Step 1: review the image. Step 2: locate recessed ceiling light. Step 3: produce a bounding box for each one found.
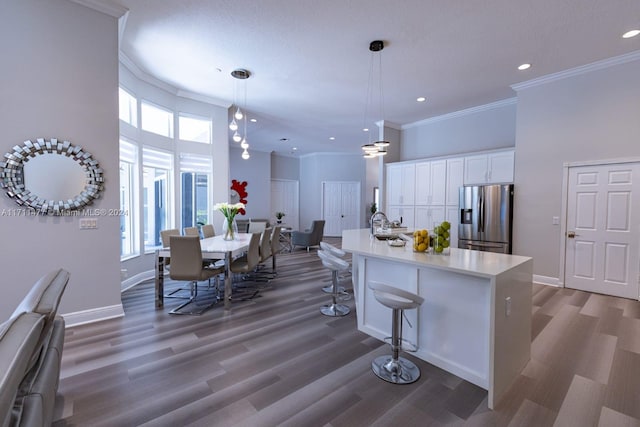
[622,29,640,39]
[518,63,531,71]
[416,97,426,102]
[250,118,257,123]
[363,128,369,132]
[329,137,335,140]
[292,147,297,151]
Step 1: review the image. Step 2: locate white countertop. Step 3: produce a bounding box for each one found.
[342,229,532,278]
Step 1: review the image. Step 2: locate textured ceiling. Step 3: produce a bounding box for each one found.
[109,0,640,156]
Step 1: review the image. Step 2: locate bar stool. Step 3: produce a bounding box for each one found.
[319,241,348,293]
[317,250,350,317]
[368,282,424,384]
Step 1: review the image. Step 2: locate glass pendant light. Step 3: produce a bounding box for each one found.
[232,131,242,143]
[361,40,390,158]
[240,138,249,149]
[241,149,250,159]
[234,106,244,121]
[229,118,238,131]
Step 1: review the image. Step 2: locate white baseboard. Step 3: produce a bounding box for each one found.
[121,269,156,292]
[533,274,562,287]
[62,304,125,328]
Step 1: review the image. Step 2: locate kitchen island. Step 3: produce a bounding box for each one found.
[342,228,533,409]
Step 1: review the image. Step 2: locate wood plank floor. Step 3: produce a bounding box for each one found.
[53,238,640,426]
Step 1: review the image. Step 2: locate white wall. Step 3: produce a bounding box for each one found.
[513,54,640,279]
[0,0,122,320]
[299,153,365,229]
[229,147,272,219]
[402,100,517,160]
[271,153,299,181]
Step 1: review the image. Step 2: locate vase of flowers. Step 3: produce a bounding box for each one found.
[275,211,285,224]
[214,202,245,241]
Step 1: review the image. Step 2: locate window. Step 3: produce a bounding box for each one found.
[141,101,174,138]
[142,148,173,251]
[179,114,212,144]
[118,87,137,127]
[180,154,211,228]
[119,140,138,258]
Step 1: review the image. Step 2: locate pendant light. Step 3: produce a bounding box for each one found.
[361,40,390,158]
[229,68,252,159]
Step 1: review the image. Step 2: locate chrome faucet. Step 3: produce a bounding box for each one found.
[370,211,388,234]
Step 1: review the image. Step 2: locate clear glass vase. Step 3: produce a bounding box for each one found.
[222,217,238,241]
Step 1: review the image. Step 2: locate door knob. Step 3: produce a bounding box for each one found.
[567,231,579,238]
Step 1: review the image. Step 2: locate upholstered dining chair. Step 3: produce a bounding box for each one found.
[228,232,261,299]
[183,226,200,237]
[168,236,223,315]
[248,221,267,234]
[269,226,282,273]
[160,228,180,248]
[201,224,215,238]
[291,220,325,251]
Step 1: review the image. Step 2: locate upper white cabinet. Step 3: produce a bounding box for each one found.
[446,157,464,206]
[386,163,415,206]
[464,150,514,184]
[415,160,446,206]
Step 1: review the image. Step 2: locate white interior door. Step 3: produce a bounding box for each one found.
[565,163,640,299]
[270,179,299,230]
[322,181,360,237]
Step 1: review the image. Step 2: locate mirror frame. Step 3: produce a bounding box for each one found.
[0,138,104,215]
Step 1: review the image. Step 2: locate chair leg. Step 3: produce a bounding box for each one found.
[169,280,217,315]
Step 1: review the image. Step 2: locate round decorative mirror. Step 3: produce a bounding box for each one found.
[0,138,104,215]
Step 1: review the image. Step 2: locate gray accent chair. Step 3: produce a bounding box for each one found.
[291,220,325,252]
[1,268,70,427]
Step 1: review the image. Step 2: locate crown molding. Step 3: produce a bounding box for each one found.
[69,0,128,18]
[119,53,230,108]
[512,50,640,91]
[403,98,517,129]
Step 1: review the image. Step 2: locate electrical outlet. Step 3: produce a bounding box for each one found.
[505,297,512,316]
[79,218,98,229]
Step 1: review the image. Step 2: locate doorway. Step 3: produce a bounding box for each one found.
[563,161,640,299]
[322,181,361,237]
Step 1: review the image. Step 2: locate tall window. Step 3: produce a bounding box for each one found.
[179,114,211,144]
[180,154,211,228]
[142,148,173,251]
[118,87,137,127]
[141,101,174,138]
[119,140,138,258]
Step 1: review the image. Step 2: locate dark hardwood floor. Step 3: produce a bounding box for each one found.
[53,238,640,426]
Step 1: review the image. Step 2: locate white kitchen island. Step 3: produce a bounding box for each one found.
[342,229,533,409]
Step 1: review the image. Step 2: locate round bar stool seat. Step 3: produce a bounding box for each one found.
[368,282,424,384]
[319,241,347,293]
[317,250,350,317]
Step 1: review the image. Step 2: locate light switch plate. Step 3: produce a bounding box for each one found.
[79,218,98,229]
[552,216,560,225]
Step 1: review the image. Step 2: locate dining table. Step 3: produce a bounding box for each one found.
[155,233,252,311]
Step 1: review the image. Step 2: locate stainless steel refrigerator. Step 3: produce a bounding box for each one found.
[458,184,514,254]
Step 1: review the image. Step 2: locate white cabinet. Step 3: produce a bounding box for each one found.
[446,205,459,248]
[388,206,414,228]
[464,150,514,184]
[414,206,445,231]
[386,163,415,206]
[446,157,464,206]
[415,160,446,206]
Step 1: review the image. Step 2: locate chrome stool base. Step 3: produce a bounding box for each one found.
[320,303,350,317]
[322,284,345,293]
[371,355,420,384]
